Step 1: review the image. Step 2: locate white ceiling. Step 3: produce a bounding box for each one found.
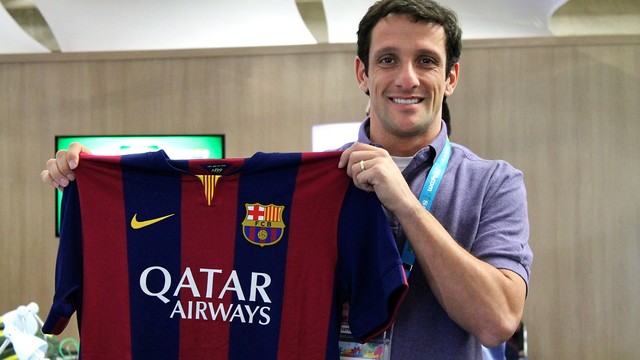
[1,0,636,55]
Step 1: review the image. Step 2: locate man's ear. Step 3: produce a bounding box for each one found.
[355,56,369,95]
[444,62,459,97]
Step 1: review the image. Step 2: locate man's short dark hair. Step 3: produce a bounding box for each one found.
[357,0,462,77]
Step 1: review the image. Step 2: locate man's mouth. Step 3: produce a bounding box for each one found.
[391,98,422,105]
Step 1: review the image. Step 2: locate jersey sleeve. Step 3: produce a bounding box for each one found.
[336,184,408,343]
[43,182,84,335]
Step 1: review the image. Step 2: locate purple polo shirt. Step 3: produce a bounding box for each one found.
[341,119,533,360]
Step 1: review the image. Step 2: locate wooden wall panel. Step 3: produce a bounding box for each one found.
[1,36,638,359]
[450,37,640,359]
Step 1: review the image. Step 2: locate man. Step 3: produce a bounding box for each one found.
[42,1,532,358]
[336,1,531,359]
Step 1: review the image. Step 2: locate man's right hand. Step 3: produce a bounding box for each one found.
[40,142,91,191]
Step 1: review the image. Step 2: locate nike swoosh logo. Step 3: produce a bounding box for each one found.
[131,213,175,229]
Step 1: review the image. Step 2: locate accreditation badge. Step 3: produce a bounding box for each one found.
[338,304,392,360]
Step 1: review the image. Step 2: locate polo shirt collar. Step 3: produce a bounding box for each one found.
[356,117,450,160]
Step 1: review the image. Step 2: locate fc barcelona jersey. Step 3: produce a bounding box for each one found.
[44,150,408,359]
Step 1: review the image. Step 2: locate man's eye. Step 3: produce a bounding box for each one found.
[379,57,395,64]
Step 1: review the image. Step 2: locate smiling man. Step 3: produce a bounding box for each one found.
[338,0,532,359]
[358,15,454,156]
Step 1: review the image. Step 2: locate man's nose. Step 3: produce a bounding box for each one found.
[395,63,420,89]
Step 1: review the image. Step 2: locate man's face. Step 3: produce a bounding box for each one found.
[356,14,458,152]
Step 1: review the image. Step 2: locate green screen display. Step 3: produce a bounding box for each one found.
[55,134,225,236]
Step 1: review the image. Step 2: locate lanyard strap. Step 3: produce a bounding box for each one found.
[401,138,451,279]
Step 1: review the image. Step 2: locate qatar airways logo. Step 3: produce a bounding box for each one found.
[139,266,273,325]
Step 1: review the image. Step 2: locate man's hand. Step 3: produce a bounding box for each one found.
[40,142,91,191]
[338,142,416,215]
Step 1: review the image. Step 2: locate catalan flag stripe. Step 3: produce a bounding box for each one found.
[197,175,221,206]
[265,205,282,222]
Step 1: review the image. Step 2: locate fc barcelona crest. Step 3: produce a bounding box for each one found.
[242,203,286,247]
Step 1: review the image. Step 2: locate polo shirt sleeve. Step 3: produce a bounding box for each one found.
[473,161,533,289]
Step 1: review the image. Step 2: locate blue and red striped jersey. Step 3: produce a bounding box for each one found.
[44,150,407,359]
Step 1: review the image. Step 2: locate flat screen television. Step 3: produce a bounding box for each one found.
[54,134,225,236]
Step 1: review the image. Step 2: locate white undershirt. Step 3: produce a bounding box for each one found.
[391,156,413,172]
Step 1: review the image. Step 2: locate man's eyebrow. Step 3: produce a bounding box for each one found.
[372,46,400,57]
[415,46,443,57]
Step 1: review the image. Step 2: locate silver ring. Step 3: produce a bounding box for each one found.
[359,160,366,171]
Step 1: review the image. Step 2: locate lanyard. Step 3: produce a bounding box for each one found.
[400,138,451,279]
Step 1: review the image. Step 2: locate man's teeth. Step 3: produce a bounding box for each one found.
[392,98,420,104]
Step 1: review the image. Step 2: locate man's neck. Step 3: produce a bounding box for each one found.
[368,121,441,157]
